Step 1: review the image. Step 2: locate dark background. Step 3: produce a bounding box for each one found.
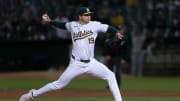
[0,0,180,75]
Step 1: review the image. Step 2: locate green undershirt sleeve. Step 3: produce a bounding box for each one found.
[106,26,118,37]
[50,20,66,29]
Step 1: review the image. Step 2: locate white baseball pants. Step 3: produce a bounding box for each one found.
[32,58,122,101]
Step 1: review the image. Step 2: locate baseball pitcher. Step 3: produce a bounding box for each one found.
[19,7,123,101]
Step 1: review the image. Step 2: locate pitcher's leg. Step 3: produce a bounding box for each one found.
[114,58,121,88]
[87,59,122,101]
[32,64,85,97]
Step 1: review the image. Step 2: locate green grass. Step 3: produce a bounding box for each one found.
[0,74,179,101]
[0,79,53,89]
[1,97,180,101]
[0,77,180,91]
[122,77,180,91]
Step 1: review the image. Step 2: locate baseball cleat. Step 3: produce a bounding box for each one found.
[19,89,35,101]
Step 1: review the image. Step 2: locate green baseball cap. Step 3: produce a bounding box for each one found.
[77,7,94,15]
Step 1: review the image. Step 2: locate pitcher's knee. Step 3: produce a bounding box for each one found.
[106,71,116,80]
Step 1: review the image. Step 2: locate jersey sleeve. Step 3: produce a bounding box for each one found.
[65,22,71,32]
[95,21,109,33]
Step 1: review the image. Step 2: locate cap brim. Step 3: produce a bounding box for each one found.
[83,12,94,15]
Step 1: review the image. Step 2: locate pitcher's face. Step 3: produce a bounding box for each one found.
[79,14,91,24]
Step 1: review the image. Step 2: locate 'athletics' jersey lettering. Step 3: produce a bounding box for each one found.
[73,30,93,41]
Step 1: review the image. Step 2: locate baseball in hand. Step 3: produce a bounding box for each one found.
[42,14,51,23]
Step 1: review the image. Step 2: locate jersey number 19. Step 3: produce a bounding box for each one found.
[88,37,95,44]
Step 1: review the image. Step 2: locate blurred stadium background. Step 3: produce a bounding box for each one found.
[0,0,180,76]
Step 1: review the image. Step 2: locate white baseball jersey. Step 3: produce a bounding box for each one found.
[65,21,109,60]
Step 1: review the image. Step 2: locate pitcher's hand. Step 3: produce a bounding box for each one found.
[42,14,51,24]
[116,31,123,39]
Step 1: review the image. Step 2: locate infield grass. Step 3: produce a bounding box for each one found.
[0,77,180,91]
